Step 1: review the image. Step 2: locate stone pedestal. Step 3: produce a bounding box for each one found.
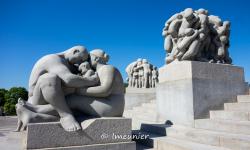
[125,88,156,110]
[24,117,136,150]
[156,61,248,127]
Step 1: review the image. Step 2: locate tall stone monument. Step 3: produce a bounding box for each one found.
[157,8,248,127]
[15,46,136,150]
[125,59,158,109]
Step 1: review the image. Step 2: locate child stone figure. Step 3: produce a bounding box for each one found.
[78,61,98,79]
[62,62,98,96]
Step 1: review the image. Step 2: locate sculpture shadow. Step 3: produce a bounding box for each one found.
[132,120,173,148]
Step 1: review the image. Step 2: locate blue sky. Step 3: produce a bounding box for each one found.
[0,0,250,89]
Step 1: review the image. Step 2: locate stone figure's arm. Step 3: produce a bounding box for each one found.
[134,65,143,71]
[84,71,99,82]
[80,66,114,97]
[49,64,99,88]
[177,30,199,51]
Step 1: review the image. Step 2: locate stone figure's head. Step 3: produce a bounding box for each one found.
[90,49,109,68]
[142,59,148,64]
[153,66,157,70]
[183,8,195,22]
[223,21,230,29]
[196,8,208,15]
[78,61,91,74]
[65,46,89,65]
[137,58,143,66]
[209,15,222,27]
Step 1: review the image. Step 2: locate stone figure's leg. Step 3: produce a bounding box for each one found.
[217,46,225,63]
[144,76,146,88]
[136,78,139,88]
[38,73,81,131]
[66,95,124,117]
[129,76,132,87]
[28,78,48,105]
[132,77,135,87]
[149,75,152,88]
[144,74,148,88]
[181,40,200,60]
[164,35,173,53]
[15,103,59,131]
[138,77,141,88]
[14,118,23,132]
[23,102,58,116]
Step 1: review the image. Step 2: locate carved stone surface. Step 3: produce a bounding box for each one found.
[24,118,135,149]
[15,46,125,132]
[125,88,156,110]
[126,59,158,88]
[162,8,232,64]
[157,61,248,127]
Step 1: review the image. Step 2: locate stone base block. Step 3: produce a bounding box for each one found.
[24,117,135,150]
[125,88,156,110]
[157,61,248,127]
[31,141,136,150]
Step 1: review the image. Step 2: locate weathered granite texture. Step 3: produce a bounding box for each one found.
[157,61,248,127]
[24,117,135,150]
[125,88,156,110]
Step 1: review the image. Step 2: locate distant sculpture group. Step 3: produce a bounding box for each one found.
[126,59,158,88]
[162,8,232,64]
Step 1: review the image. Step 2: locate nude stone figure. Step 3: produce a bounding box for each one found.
[125,60,138,87]
[162,8,232,64]
[15,46,125,132]
[151,66,158,88]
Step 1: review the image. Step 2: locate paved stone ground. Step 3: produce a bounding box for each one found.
[0,116,22,150]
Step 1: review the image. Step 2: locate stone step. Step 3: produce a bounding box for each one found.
[141,103,157,109]
[124,111,158,122]
[224,103,250,111]
[133,107,156,114]
[210,110,250,121]
[237,95,250,103]
[195,119,250,134]
[156,137,231,150]
[166,125,250,150]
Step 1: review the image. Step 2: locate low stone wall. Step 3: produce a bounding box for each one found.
[125,88,156,110]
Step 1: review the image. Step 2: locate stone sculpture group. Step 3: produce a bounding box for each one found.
[126,59,158,88]
[162,8,232,64]
[15,46,125,132]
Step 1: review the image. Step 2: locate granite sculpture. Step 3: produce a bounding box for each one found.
[162,8,232,64]
[15,46,125,132]
[126,59,158,88]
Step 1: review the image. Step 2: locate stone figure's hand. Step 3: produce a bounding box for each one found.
[92,72,99,83]
[76,88,87,95]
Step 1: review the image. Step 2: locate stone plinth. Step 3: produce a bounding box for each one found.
[157,61,248,127]
[24,117,136,150]
[125,88,156,110]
